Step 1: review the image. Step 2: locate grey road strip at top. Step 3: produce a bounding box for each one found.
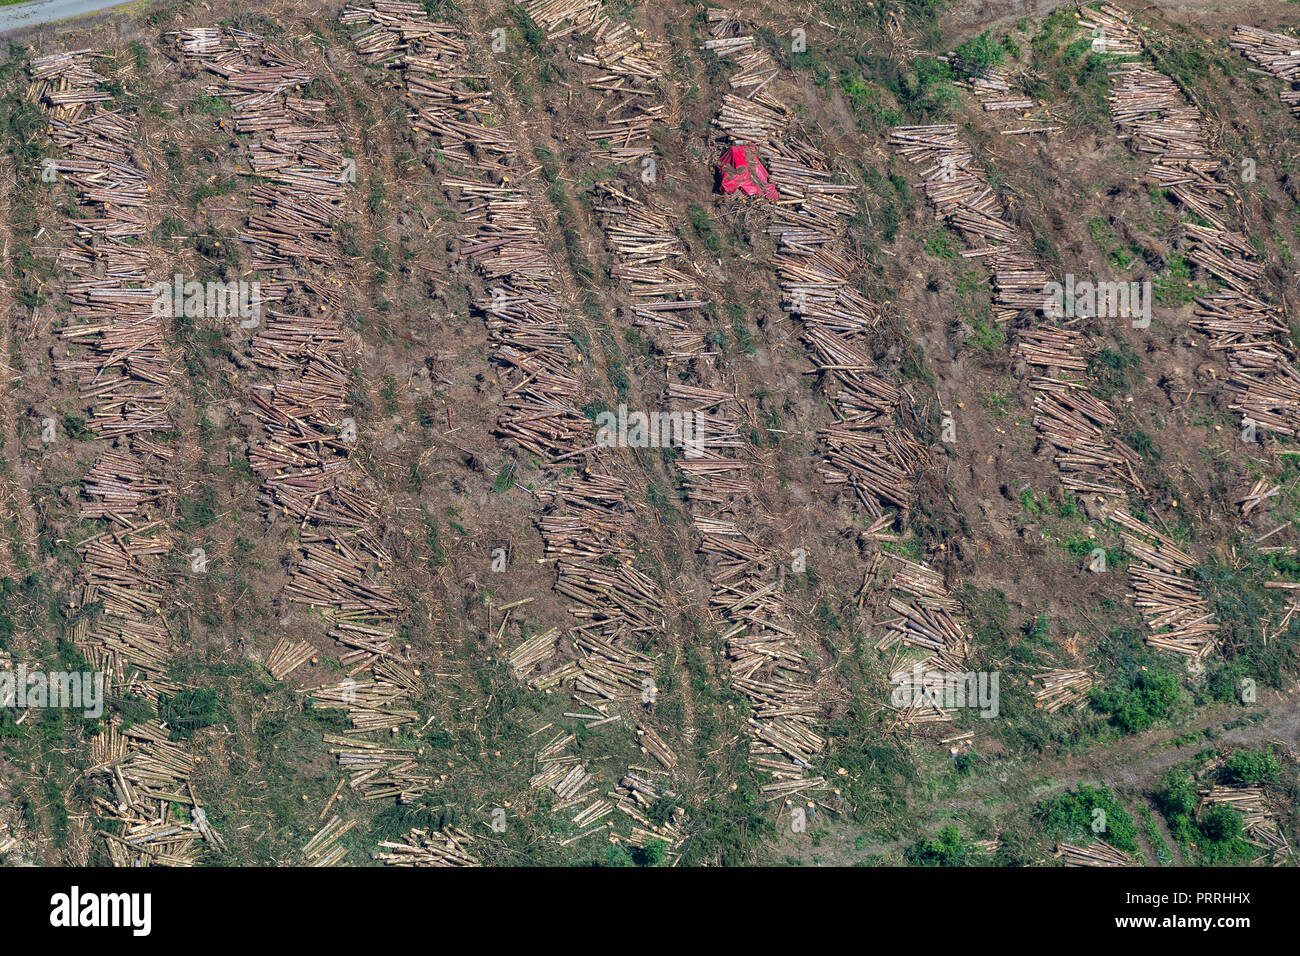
[0,0,134,36]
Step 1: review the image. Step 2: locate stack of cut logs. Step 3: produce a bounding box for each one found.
[1096,8,1291,641]
[530,729,600,832]
[1111,509,1217,658]
[1076,3,1142,56]
[374,826,481,866]
[877,555,975,731]
[33,49,223,866]
[597,183,711,358]
[1054,840,1132,866]
[1232,25,1300,117]
[1029,667,1095,713]
[941,55,1034,112]
[689,31,827,799]
[0,820,16,859]
[177,28,423,810]
[704,9,790,146]
[609,771,685,862]
[889,124,1139,499]
[517,0,605,38]
[768,138,927,517]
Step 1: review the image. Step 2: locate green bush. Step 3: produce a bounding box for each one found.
[159,688,222,741]
[1195,805,1255,865]
[954,31,1005,69]
[1092,668,1184,734]
[1155,767,1200,843]
[1038,784,1139,853]
[1221,749,1281,787]
[905,825,974,866]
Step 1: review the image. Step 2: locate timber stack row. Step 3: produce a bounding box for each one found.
[769,134,926,518]
[1097,11,1300,444]
[175,28,428,825]
[701,18,828,804]
[513,0,700,858]
[729,18,974,742]
[33,50,224,866]
[1092,6,1293,654]
[342,3,675,843]
[877,555,978,732]
[889,116,1217,659]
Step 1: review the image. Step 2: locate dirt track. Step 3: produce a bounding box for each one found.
[945,0,1297,39]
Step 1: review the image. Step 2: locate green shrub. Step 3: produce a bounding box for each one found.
[1092,668,1184,734]
[954,31,1005,69]
[159,688,222,741]
[1038,784,1139,853]
[1221,749,1281,787]
[905,825,974,866]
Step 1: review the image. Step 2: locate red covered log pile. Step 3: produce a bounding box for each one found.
[33,49,223,865]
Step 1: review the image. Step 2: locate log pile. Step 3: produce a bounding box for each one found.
[178,28,423,805]
[890,123,1139,497]
[33,49,223,866]
[941,55,1035,113]
[1200,785,1293,862]
[703,9,789,145]
[1029,667,1095,713]
[1054,839,1133,866]
[267,638,314,680]
[608,772,685,861]
[596,183,712,358]
[1075,3,1143,56]
[343,6,676,829]
[767,139,927,517]
[516,0,605,38]
[375,826,481,866]
[1231,25,1300,116]
[530,730,599,815]
[876,555,977,731]
[1111,509,1216,658]
[891,118,1217,655]
[302,814,355,866]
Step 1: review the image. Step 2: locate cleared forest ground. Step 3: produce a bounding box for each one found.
[0,0,1297,867]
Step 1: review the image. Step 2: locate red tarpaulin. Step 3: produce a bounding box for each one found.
[716,143,778,200]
